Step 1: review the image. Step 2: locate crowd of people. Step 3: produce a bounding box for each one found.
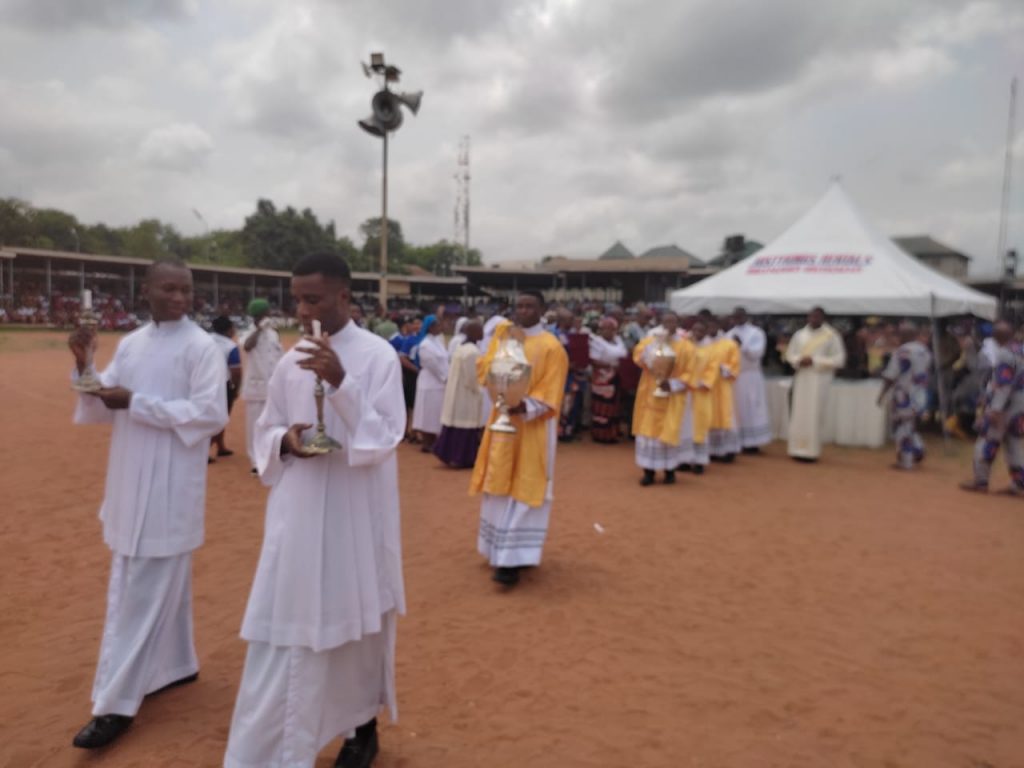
[58,252,1018,767]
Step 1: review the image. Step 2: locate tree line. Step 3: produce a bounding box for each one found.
[0,197,482,275]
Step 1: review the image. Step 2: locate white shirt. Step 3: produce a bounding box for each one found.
[589,334,627,366]
[728,322,767,369]
[243,320,406,652]
[241,322,283,401]
[416,333,449,391]
[73,318,229,557]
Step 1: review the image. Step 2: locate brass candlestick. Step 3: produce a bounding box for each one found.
[303,376,342,454]
[72,299,103,393]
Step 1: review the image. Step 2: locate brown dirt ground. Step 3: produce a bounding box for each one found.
[1,330,1023,768]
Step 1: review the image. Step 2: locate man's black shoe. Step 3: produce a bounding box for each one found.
[336,719,379,768]
[663,470,676,485]
[742,447,761,455]
[640,470,655,486]
[676,463,692,473]
[693,464,704,475]
[721,453,736,464]
[72,714,134,749]
[147,672,198,697]
[492,566,521,586]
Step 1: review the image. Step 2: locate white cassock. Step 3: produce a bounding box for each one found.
[411,333,449,436]
[224,319,406,768]
[441,342,487,428]
[785,323,847,459]
[728,322,772,449]
[240,322,284,470]
[72,318,228,717]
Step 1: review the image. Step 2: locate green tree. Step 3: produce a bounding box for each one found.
[242,199,346,271]
[0,198,35,246]
[359,217,406,273]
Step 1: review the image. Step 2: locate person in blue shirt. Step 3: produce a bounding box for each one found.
[210,315,242,461]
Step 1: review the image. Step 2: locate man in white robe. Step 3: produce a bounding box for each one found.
[68,259,228,749]
[224,252,405,768]
[728,307,772,453]
[785,307,847,461]
[241,299,284,474]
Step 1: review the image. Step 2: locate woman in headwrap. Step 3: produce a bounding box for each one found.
[410,314,450,451]
[589,316,628,443]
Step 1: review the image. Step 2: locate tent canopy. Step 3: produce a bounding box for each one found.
[670,183,996,319]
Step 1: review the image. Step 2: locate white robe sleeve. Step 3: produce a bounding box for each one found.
[72,353,120,425]
[325,352,406,467]
[252,356,294,486]
[420,340,449,383]
[523,397,551,422]
[127,342,229,447]
[785,332,804,369]
[814,332,847,372]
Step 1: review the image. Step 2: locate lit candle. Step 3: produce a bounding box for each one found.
[312,319,321,337]
[82,289,92,310]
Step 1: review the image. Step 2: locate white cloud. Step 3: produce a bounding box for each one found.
[138,123,214,171]
[0,0,1019,277]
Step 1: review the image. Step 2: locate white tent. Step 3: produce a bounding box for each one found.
[670,183,997,319]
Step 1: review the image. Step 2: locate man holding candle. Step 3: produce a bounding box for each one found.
[67,259,229,749]
[223,252,406,768]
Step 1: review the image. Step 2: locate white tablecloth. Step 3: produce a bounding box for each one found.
[764,376,888,449]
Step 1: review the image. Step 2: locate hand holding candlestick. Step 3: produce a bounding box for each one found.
[70,289,102,393]
[299,319,342,454]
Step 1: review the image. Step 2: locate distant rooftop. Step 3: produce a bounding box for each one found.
[598,241,635,260]
[893,235,971,261]
[636,244,703,266]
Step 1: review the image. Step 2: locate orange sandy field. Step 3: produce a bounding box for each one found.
[1,330,1023,768]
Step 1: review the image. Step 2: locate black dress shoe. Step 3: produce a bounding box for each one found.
[335,718,379,768]
[72,714,134,749]
[663,470,676,485]
[147,672,198,697]
[693,464,704,476]
[742,447,761,455]
[721,453,736,464]
[676,463,692,473]
[640,470,655,486]
[492,566,521,586]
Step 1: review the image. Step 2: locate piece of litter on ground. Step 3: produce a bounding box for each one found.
[593,522,605,534]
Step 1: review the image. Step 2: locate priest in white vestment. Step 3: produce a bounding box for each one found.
[224,253,406,768]
[241,298,283,474]
[785,307,847,461]
[68,259,228,750]
[410,314,449,452]
[727,307,773,452]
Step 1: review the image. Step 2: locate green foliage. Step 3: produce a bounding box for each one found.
[242,199,356,272]
[0,197,485,272]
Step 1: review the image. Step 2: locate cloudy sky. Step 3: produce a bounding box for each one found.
[0,0,1021,276]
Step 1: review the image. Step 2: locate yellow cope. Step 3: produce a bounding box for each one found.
[469,321,569,508]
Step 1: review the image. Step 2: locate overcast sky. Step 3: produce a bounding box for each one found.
[0,0,1020,276]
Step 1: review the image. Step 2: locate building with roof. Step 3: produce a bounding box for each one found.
[598,241,634,260]
[636,244,704,267]
[892,236,971,279]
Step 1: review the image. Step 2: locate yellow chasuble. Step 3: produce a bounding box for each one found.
[709,337,741,430]
[631,335,690,445]
[686,341,718,443]
[469,321,569,508]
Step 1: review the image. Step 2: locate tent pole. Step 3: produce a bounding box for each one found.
[929,293,953,456]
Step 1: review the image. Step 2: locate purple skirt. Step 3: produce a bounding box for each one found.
[433,426,483,468]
